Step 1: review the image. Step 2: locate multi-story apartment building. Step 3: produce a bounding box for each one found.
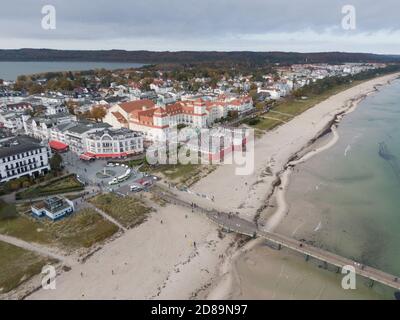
[0,111,25,132]
[22,112,77,141]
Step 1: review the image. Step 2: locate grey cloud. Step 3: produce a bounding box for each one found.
[0,0,400,52]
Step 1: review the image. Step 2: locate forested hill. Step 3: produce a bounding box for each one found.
[0,49,399,65]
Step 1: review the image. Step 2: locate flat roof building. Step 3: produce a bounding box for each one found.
[31,196,74,220]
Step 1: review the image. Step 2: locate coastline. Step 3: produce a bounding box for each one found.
[203,73,400,300]
[190,74,400,226]
[7,72,400,300]
[261,78,396,234]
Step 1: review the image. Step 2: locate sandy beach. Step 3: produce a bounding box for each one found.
[202,72,400,300]
[192,73,400,225]
[19,72,400,300]
[25,202,235,300]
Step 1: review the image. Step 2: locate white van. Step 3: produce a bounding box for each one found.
[130,185,142,192]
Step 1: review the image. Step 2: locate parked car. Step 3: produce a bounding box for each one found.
[142,180,152,187]
[130,185,143,192]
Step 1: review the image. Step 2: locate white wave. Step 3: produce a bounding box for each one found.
[313,221,322,232]
[344,145,351,157]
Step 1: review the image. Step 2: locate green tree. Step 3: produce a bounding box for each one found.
[50,153,63,172]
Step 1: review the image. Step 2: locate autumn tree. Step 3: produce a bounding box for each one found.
[66,100,77,115]
[90,106,107,122]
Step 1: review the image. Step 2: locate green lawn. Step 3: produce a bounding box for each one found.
[150,163,201,180]
[89,193,152,228]
[246,81,365,132]
[141,162,217,187]
[16,174,84,200]
[0,241,55,294]
[0,204,119,251]
[0,200,17,220]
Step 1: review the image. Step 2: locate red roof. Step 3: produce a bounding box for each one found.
[49,140,69,151]
[79,153,94,161]
[119,99,155,113]
[82,152,127,159]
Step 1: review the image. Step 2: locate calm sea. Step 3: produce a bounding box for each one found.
[0,61,144,81]
[285,79,400,297]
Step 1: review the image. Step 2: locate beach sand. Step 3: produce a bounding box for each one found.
[204,73,400,300]
[21,73,400,300]
[26,203,235,300]
[192,74,400,224]
[223,242,387,300]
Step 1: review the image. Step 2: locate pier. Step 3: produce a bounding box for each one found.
[155,190,400,291]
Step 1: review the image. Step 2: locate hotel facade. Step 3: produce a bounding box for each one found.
[104,96,253,141]
[23,114,144,159]
[0,136,51,183]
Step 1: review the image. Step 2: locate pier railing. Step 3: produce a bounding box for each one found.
[153,189,400,291]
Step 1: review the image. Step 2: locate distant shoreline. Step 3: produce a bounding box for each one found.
[0,49,399,65]
[0,61,146,81]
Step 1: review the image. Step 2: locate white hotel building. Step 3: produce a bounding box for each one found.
[0,136,51,183]
[104,96,253,141]
[82,128,144,159]
[23,114,144,159]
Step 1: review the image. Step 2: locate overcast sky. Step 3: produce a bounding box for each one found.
[1,0,400,53]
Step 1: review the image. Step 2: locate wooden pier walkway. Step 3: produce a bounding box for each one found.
[155,190,400,291]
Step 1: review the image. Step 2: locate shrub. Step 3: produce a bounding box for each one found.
[247,118,260,126]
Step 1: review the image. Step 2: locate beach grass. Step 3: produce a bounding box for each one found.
[0,204,119,251]
[46,208,119,249]
[246,80,365,132]
[89,193,151,228]
[143,163,217,187]
[0,241,55,294]
[0,200,18,220]
[124,158,211,186]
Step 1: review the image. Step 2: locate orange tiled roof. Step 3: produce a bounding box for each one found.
[119,99,155,113]
[111,111,128,124]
